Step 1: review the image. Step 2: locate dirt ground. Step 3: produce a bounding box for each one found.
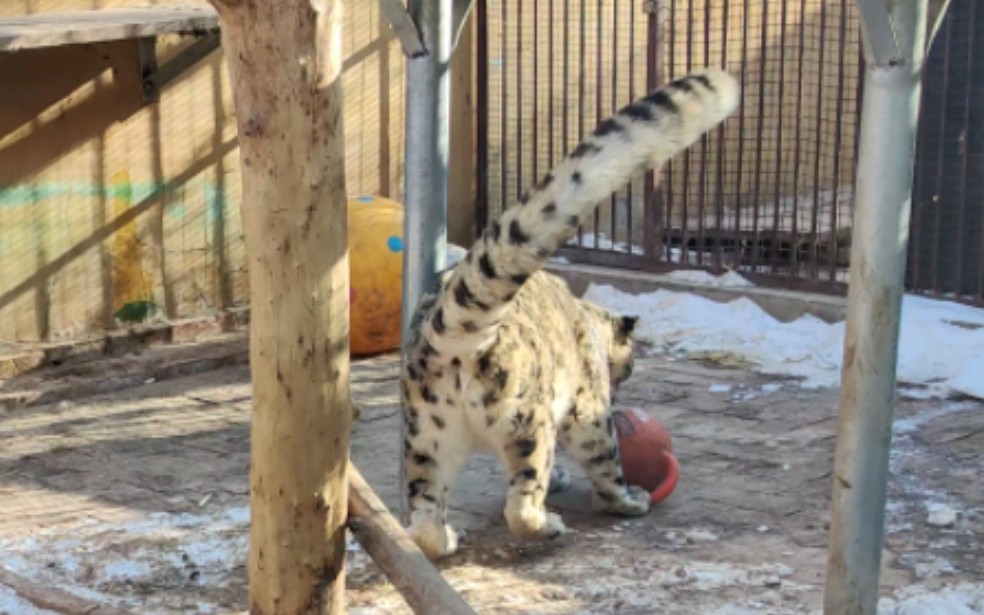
[0,337,982,614]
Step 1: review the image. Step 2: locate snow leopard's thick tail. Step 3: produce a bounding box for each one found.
[423,68,740,354]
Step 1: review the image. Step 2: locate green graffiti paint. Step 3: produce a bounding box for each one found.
[0,181,177,208]
[114,300,159,323]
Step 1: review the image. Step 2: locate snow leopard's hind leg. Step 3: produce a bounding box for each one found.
[560,398,650,516]
[403,390,471,560]
[495,408,569,541]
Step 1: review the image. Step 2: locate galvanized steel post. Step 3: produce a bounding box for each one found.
[823,1,937,613]
[402,0,452,338]
[399,0,453,523]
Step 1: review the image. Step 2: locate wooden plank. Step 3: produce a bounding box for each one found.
[0,6,218,52]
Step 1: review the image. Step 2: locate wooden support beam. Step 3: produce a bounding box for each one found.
[348,465,476,615]
[207,0,352,613]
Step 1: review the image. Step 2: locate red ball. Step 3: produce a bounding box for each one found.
[613,408,679,503]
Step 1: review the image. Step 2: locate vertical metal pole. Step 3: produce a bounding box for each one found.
[402,0,452,336]
[475,0,489,233]
[400,0,452,522]
[823,1,930,613]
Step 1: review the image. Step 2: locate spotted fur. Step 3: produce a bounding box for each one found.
[402,69,740,559]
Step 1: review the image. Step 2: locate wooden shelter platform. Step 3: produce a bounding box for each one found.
[0,5,218,52]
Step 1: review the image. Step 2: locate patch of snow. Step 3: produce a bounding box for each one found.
[446,243,468,267]
[951,354,984,399]
[730,383,784,401]
[709,605,761,615]
[911,556,958,580]
[773,564,795,577]
[2,554,109,606]
[927,503,959,527]
[685,529,719,542]
[649,561,798,593]
[878,582,984,615]
[99,558,153,582]
[0,585,61,615]
[0,506,255,613]
[583,283,984,401]
[222,506,250,525]
[661,269,755,288]
[899,386,940,400]
[709,383,733,394]
[893,402,979,436]
[584,284,843,388]
[885,436,957,536]
[896,295,984,399]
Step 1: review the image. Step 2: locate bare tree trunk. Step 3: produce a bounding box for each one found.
[207,1,350,613]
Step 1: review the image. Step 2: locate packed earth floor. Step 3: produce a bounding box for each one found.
[0,334,982,614]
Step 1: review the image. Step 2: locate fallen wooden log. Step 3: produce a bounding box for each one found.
[347,464,476,615]
[0,566,136,615]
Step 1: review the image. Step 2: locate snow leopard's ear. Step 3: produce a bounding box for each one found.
[617,315,639,339]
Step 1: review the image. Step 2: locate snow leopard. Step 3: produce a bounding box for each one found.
[401,68,740,559]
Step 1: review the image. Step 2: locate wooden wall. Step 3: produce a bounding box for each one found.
[0,1,409,344]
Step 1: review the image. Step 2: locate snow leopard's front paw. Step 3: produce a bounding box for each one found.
[592,484,651,516]
[540,511,569,539]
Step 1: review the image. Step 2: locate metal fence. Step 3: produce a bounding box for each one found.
[909,0,984,305]
[478,0,863,294]
[477,0,984,304]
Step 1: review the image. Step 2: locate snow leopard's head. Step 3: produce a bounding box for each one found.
[608,314,638,390]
